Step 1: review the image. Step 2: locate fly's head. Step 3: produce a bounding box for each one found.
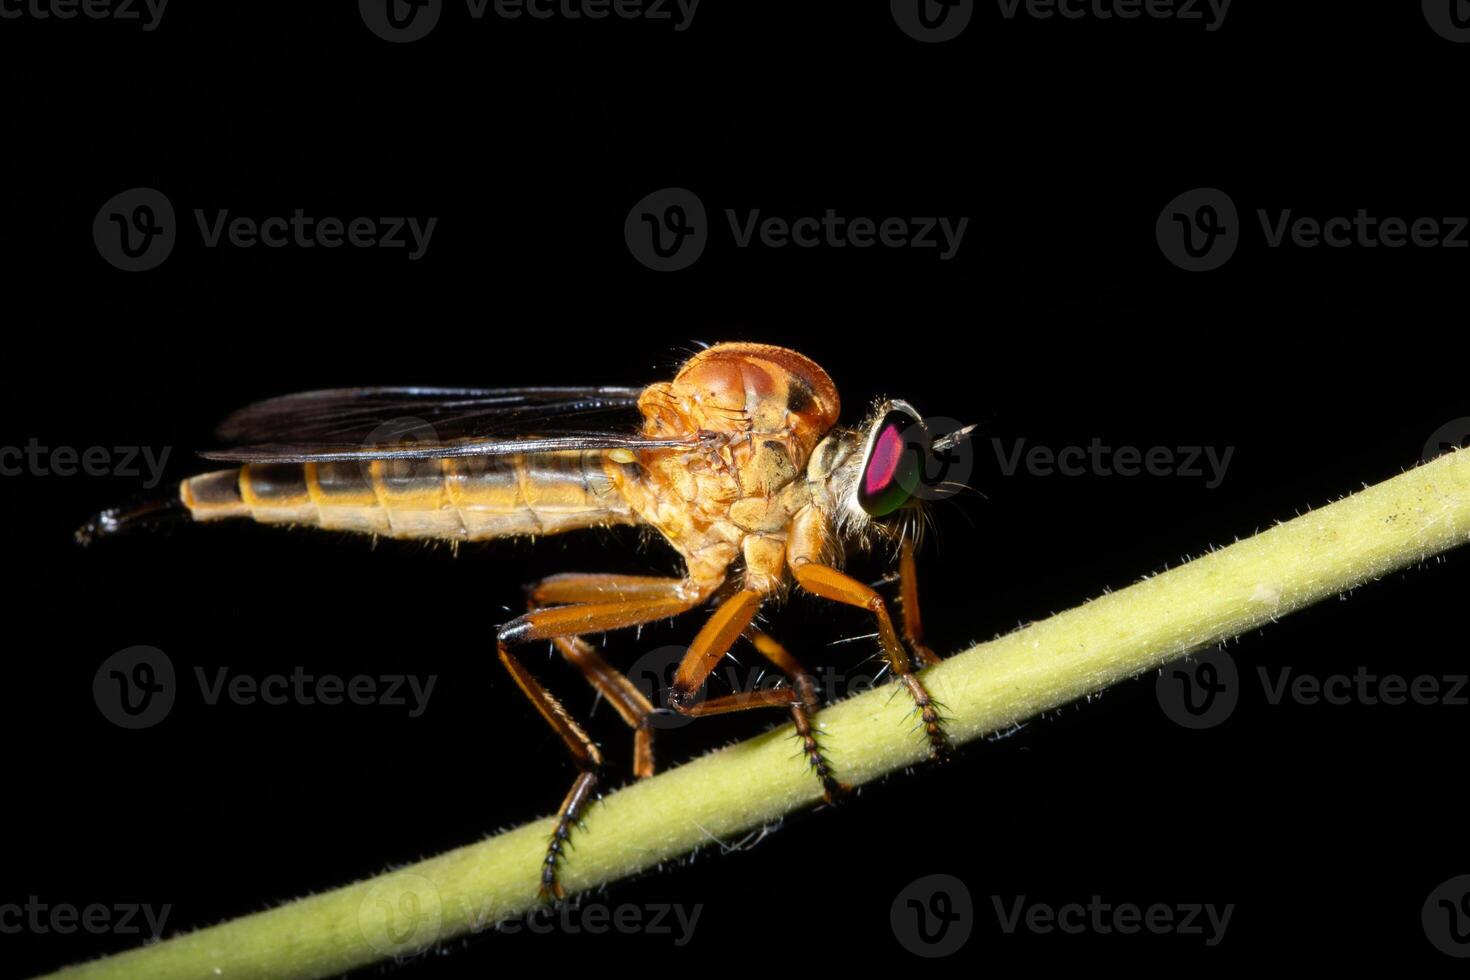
[638,343,841,496]
[813,399,977,549]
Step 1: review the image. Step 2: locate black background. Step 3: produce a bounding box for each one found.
[4,2,1469,976]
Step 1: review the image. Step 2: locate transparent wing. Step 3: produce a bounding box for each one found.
[200,385,703,463]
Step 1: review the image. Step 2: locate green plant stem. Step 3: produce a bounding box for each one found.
[47,449,1470,980]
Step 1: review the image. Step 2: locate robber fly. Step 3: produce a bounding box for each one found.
[80,342,975,899]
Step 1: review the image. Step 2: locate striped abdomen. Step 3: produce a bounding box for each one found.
[180,452,636,541]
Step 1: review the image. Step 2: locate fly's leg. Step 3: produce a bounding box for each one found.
[526,574,705,778]
[499,581,701,647]
[526,572,697,606]
[497,577,706,901]
[545,634,660,778]
[750,632,845,801]
[791,562,951,759]
[496,645,603,903]
[665,592,847,803]
[898,540,942,667]
[683,629,848,803]
[667,590,763,710]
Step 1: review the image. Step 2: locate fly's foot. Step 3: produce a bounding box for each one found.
[789,703,848,805]
[902,674,953,761]
[537,769,598,905]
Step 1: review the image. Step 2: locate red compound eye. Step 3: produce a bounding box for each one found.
[865,424,904,494]
[857,410,925,517]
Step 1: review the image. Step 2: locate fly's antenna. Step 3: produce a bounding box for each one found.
[75,494,188,547]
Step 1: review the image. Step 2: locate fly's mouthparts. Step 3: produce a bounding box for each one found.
[931,424,978,453]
